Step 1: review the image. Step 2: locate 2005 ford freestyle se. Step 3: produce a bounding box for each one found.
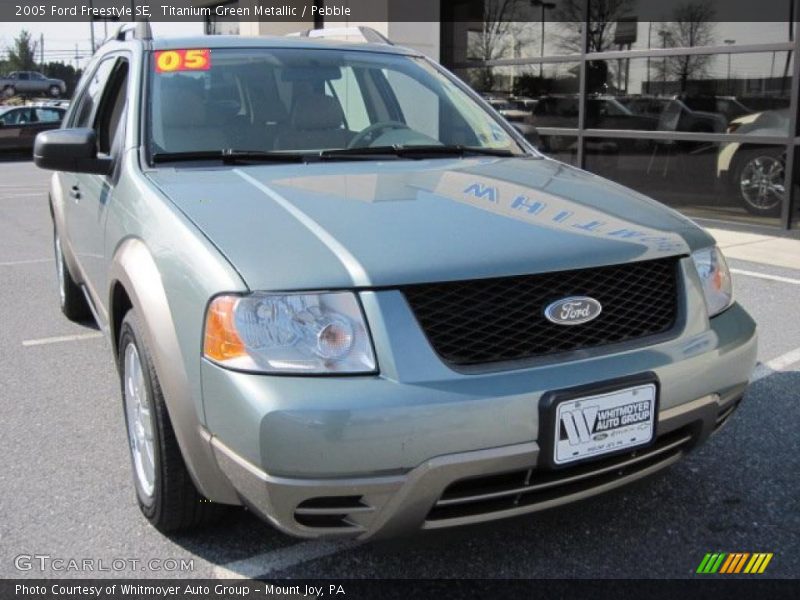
[35,25,756,539]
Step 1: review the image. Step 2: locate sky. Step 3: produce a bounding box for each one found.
[0,21,203,69]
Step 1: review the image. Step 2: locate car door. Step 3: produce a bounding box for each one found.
[0,107,34,150]
[15,71,31,93]
[64,55,129,302]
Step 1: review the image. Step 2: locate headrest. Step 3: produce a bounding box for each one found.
[290,93,344,131]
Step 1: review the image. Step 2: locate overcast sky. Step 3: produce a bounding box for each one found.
[0,21,203,69]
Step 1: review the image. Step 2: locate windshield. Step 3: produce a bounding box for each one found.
[147,47,525,159]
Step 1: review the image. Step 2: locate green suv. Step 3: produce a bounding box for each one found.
[35,25,756,539]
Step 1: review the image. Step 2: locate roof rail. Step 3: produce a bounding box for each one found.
[290,26,393,45]
[110,20,153,43]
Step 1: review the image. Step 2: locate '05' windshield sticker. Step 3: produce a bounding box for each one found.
[155,49,211,73]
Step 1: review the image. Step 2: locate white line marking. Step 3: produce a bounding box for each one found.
[22,332,104,347]
[0,258,52,266]
[214,540,359,579]
[751,347,800,382]
[731,269,800,286]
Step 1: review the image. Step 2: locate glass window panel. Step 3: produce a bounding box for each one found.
[454,62,582,128]
[587,1,795,51]
[584,138,786,227]
[441,2,583,64]
[583,52,792,131]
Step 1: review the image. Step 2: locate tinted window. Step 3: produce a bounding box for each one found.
[17,72,30,81]
[73,59,117,128]
[95,61,129,154]
[35,108,64,123]
[0,108,33,125]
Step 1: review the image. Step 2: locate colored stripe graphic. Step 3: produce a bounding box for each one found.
[744,553,774,574]
[699,553,773,574]
[697,553,727,573]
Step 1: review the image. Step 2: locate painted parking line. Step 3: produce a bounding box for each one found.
[213,540,360,579]
[0,258,52,267]
[731,269,800,286]
[752,347,800,382]
[22,332,104,347]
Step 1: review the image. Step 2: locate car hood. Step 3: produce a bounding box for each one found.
[147,157,713,290]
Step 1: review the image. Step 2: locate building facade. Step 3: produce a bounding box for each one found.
[203,0,800,231]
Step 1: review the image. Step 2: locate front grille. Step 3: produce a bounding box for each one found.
[427,425,694,522]
[402,257,680,366]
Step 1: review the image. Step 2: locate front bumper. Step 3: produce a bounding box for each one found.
[200,271,756,538]
[210,385,745,538]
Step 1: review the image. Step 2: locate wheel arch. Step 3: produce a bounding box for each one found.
[109,237,239,505]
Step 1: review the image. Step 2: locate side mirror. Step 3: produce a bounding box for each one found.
[33,128,112,175]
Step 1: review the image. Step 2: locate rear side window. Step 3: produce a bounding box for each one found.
[35,108,63,123]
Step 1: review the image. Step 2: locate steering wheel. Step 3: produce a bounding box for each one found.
[347,121,411,149]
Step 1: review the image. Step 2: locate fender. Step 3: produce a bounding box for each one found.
[108,237,239,504]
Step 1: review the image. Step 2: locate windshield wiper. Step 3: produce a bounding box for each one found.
[151,149,309,165]
[318,145,518,160]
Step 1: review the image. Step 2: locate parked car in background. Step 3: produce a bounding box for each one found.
[717,108,789,217]
[0,71,67,98]
[0,105,65,153]
[532,96,656,152]
[620,96,727,133]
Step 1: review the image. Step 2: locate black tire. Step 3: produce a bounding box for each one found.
[118,309,225,532]
[53,229,91,322]
[730,147,785,218]
[3,85,15,98]
[49,85,61,98]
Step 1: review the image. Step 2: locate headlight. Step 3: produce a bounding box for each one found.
[203,292,377,374]
[691,246,733,317]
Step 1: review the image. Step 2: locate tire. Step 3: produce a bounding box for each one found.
[118,310,225,532]
[3,85,15,98]
[731,147,785,218]
[49,85,61,98]
[53,229,92,322]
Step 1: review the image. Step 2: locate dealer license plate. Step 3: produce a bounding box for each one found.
[553,383,656,466]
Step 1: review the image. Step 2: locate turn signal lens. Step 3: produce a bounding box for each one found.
[203,296,247,362]
[691,246,734,317]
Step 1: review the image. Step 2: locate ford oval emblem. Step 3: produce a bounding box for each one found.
[544,296,602,326]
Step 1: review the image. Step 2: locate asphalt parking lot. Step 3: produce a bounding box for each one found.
[1,158,798,580]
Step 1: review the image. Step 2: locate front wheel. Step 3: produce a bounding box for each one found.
[49,85,61,98]
[119,310,225,532]
[3,85,16,98]
[732,148,785,217]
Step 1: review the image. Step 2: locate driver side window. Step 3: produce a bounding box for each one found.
[327,67,369,132]
[382,69,439,138]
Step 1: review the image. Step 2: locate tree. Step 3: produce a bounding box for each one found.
[653,2,716,92]
[553,0,636,54]
[466,0,537,92]
[43,62,82,96]
[6,30,39,71]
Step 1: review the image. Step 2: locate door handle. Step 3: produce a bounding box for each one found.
[69,185,81,201]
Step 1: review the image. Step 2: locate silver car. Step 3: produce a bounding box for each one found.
[34,28,756,539]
